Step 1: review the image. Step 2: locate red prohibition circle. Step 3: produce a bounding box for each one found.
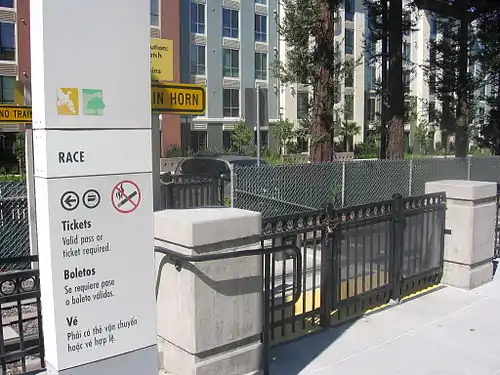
[111,180,142,214]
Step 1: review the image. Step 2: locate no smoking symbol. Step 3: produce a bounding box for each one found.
[111,180,141,214]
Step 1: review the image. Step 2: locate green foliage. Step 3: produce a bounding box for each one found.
[0,174,24,182]
[355,132,379,159]
[163,144,184,157]
[337,121,361,152]
[271,117,295,154]
[13,132,25,175]
[230,121,253,154]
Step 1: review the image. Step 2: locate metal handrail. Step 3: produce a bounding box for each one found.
[154,241,303,375]
[154,242,302,308]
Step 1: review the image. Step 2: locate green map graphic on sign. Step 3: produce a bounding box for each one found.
[82,89,105,116]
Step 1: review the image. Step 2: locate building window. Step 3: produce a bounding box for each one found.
[344,94,354,121]
[0,76,14,104]
[345,29,354,55]
[297,92,309,120]
[403,71,411,93]
[403,13,411,36]
[367,98,376,122]
[367,66,376,91]
[480,82,486,98]
[223,131,233,150]
[0,23,14,61]
[150,0,159,26]
[428,101,436,123]
[430,19,437,39]
[345,0,354,21]
[223,89,239,117]
[345,67,354,88]
[191,45,206,75]
[403,42,411,62]
[223,49,239,78]
[255,52,267,80]
[478,107,485,123]
[0,0,13,8]
[254,131,269,149]
[191,3,205,34]
[255,0,267,4]
[223,8,239,38]
[296,135,308,152]
[255,14,267,42]
[190,131,207,153]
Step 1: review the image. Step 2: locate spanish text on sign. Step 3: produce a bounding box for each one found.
[0,105,32,123]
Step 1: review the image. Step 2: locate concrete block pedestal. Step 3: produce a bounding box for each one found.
[426,180,496,289]
[154,207,263,375]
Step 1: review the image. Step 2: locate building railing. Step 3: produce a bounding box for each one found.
[495,183,500,260]
[0,256,45,375]
[160,174,226,209]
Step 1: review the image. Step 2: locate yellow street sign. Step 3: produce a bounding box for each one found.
[151,83,206,115]
[0,105,32,123]
[150,38,173,82]
[14,80,24,105]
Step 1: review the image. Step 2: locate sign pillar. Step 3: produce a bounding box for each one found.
[30,1,157,374]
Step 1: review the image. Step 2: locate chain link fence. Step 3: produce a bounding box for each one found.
[233,156,500,217]
[0,181,30,259]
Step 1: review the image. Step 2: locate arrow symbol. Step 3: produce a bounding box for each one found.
[60,191,79,211]
[65,195,77,206]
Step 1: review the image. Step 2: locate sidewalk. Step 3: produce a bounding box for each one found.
[271,268,500,375]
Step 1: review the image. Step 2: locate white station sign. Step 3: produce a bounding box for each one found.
[36,174,155,369]
[30,0,157,372]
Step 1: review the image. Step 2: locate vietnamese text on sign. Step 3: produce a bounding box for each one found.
[0,105,32,123]
[151,83,206,115]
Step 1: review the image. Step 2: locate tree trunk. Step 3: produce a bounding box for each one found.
[309,0,337,163]
[387,0,405,159]
[455,14,469,158]
[380,0,388,159]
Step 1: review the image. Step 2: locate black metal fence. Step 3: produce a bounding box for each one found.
[0,256,45,375]
[495,183,500,260]
[0,182,30,260]
[261,192,446,346]
[160,174,226,209]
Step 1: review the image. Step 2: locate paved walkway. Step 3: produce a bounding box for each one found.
[271,266,500,375]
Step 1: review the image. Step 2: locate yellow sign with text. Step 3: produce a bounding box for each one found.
[151,83,206,115]
[0,105,32,123]
[150,38,173,82]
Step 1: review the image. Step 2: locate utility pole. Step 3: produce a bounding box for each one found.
[256,85,261,166]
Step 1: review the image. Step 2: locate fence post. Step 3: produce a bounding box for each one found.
[230,163,235,208]
[390,193,404,302]
[408,159,413,196]
[341,161,346,207]
[320,205,334,328]
[467,155,472,180]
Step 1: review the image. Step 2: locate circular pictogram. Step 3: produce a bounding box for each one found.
[111,180,141,214]
[60,191,79,211]
[82,189,101,209]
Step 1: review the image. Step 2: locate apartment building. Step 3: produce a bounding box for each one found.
[0,0,18,159]
[180,0,281,152]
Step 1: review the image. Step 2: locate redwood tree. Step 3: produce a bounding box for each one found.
[274,0,353,162]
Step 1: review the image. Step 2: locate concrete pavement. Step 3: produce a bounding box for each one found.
[270,264,500,375]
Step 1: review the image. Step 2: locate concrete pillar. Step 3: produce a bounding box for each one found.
[425,180,496,289]
[154,207,263,375]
